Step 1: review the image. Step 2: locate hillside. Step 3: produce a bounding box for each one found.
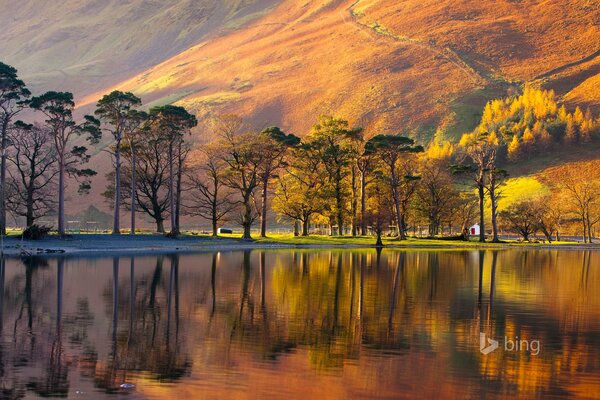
[0,0,280,95]
[79,0,600,142]
[4,0,600,220]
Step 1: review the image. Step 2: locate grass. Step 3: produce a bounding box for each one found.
[252,233,580,248]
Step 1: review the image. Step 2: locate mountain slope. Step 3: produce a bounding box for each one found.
[0,0,280,95]
[81,0,600,141]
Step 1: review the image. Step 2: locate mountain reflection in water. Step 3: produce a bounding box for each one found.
[0,249,597,399]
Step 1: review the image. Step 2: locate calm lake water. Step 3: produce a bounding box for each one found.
[0,250,598,399]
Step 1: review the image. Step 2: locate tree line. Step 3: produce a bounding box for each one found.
[2,61,600,241]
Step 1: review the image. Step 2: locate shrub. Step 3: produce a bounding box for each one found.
[22,225,52,240]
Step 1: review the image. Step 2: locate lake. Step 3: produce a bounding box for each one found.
[0,249,598,399]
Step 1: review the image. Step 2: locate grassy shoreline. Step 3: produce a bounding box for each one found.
[0,233,597,257]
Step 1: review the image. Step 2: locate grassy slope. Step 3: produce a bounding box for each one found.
[0,0,280,96]
[5,0,599,215]
[81,0,600,141]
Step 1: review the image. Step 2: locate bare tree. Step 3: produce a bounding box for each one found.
[106,126,170,233]
[7,123,58,227]
[149,105,197,236]
[551,162,600,243]
[414,159,457,237]
[216,115,263,239]
[185,144,236,236]
[0,62,30,234]
[457,131,500,242]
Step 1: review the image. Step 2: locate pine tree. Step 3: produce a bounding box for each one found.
[522,127,535,152]
[565,116,577,144]
[507,135,520,160]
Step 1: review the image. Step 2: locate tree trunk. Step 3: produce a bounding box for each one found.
[130,147,136,235]
[489,187,499,242]
[375,230,383,247]
[478,184,485,242]
[0,117,8,235]
[212,210,218,237]
[392,188,405,240]
[293,220,299,237]
[58,156,66,235]
[390,168,406,240]
[211,175,219,237]
[242,222,252,239]
[360,170,367,235]
[541,228,552,243]
[156,219,165,233]
[174,146,183,235]
[335,178,344,237]
[26,185,34,228]
[260,177,268,237]
[351,166,357,236]
[242,200,252,239]
[582,216,588,243]
[302,218,309,236]
[113,138,121,235]
[555,230,560,242]
[168,144,176,235]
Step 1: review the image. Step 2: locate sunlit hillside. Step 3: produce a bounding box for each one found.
[79,0,600,141]
[5,0,600,216]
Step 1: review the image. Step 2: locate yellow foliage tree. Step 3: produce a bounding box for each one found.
[507,135,521,160]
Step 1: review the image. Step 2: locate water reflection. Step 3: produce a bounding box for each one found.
[0,250,596,399]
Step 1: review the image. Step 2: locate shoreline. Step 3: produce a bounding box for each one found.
[1,234,599,257]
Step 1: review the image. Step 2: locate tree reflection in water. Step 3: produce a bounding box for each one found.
[27,257,69,397]
[0,250,594,399]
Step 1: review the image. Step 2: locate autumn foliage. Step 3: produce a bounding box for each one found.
[475,86,599,161]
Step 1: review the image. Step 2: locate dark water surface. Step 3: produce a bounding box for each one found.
[0,249,598,399]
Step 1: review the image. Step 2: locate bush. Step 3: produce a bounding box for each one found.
[22,225,52,240]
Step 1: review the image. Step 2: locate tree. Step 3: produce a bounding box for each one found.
[357,143,374,235]
[216,115,262,239]
[414,159,457,237]
[122,110,149,235]
[29,91,101,234]
[95,91,142,235]
[272,141,326,236]
[6,123,58,227]
[451,192,478,239]
[186,144,236,236]
[0,62,31,234]
[364,134,423,240]
[149,105,197,236]
[365,173,394,246]
[257,127,300,237]
[549,162,600,243]
[536,195,564,242]
[486,167,508,242]
[348,132,368,236]
[457,130,500,242]
[174,138,192,235]
[106,124,170,233]
[308,116,362,236]
[499,201,541,241]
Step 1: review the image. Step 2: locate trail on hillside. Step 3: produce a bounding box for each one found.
[533,48,600,81]
[343,0,488,87]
